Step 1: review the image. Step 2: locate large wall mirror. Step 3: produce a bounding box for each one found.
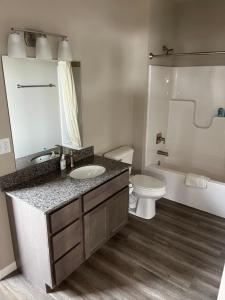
[2,56,82,170]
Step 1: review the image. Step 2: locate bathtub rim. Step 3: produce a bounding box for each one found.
[145,163,225,187]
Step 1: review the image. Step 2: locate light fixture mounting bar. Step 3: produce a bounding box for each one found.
[9,27,72,60]
[11,27,67,39]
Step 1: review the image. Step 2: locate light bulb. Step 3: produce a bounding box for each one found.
[36,35,52,60]
[8,32,26,58]
[58,39,72,61]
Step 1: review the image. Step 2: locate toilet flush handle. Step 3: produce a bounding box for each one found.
[129,183,134,194]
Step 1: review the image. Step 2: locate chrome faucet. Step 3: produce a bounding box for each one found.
[156,133,166,144]
[70,150,74,168]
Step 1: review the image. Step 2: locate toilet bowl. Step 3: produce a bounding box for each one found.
[129,175,166,219]
[104,146,166,219]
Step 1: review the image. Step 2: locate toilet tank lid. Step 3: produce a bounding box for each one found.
[104,146,134,160]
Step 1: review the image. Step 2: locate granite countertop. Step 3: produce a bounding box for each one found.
[6,155,129,214]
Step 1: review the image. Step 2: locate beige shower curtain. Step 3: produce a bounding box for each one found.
[57,61,81,148]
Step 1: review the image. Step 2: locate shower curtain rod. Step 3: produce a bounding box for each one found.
[149,46,225,59]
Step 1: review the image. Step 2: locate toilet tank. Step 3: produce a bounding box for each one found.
[104,146,134,164]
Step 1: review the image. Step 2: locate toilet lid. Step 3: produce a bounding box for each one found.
[130,175,165,191]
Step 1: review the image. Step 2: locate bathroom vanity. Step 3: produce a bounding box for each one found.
[1,55,129,292]
[6,156,129,292]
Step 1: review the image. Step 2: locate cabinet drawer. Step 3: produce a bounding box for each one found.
[52,220,82,261]
[50,199,81,234]
[54,243,83,285]
[83,171,129,213]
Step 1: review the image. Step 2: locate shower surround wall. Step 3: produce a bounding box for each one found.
[145,65,225,217]
[168,66,225,182]
[146,65,225,182]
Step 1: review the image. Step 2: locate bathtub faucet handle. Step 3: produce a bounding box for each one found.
[156,133,166,144]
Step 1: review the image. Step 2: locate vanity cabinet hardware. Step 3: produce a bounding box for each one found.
[54,243,84,285]
[83,171,129,213]
[52,219,82,261]
[50,198,81,234]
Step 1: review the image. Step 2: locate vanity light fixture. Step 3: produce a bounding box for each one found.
[36,35,52,60]
[7,31,26,58]
[8,28,73,61]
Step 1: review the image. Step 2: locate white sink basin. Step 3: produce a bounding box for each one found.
[70,165,106,180]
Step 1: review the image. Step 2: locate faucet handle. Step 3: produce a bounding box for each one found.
[55,144,63,155]
[156,133,166,144]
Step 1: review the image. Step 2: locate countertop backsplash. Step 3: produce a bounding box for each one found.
[0,146,94,191]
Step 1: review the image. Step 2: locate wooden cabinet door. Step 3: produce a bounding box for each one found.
[108,187,129,237]
[84,202,108,259]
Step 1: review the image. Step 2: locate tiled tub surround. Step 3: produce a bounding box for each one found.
[5,155,129,213]
[0,146,94,191]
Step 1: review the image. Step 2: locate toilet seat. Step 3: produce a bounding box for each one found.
[130,174,166,196]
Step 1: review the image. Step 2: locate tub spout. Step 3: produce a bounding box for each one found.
[157,150,169,156]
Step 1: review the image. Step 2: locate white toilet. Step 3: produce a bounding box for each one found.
[104,146,166,219]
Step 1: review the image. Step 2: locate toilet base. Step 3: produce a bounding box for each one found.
[129,196,156,219]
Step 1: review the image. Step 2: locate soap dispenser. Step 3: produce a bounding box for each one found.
[60,154,66,171]
[70,150,74,168]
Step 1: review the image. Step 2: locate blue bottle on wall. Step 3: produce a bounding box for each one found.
[217,108,225,117]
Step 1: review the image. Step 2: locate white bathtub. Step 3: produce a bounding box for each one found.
[144,164,225,218]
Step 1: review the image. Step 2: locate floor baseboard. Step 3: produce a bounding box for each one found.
[0,261,17,280]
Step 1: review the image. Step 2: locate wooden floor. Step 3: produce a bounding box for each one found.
[1,198,225,300]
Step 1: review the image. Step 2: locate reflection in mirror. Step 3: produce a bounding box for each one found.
[2,56,82,170]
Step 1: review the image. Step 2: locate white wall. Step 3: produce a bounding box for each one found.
[167,66,225,181]
[2,57,61,158]
[172,67,225,125]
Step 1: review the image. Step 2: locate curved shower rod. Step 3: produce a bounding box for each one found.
[149,45,225,59]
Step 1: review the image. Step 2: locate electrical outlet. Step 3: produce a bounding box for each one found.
[0,138,11,155]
